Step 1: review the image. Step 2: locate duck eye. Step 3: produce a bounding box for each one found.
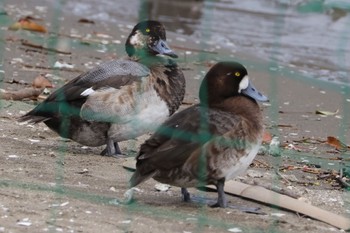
[145,28,150,33]
[235,72,240,77]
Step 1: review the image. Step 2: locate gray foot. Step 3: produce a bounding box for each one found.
[181,188,191,202]
[100,140,124,158]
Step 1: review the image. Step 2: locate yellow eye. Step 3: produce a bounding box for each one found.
[235,72,240,77]
[145,28,150,33]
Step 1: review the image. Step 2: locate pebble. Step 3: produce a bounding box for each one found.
[283,174,298,182]
[28,139,40,143]
[154,183,170,192]
[271,213,285,217]
[269,137,281,157]
[246,170,264,178]
[60,202,69,207]
[54,61,74,69]
[119,220,131,224]
[17,218,32,226]
[227,227,242,232]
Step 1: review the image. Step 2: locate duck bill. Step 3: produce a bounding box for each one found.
[150,39,178,58]
[242,81,269,102]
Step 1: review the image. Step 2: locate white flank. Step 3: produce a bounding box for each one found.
[225,142,261,180]
[108,88,169,141]
[80,87,95,96]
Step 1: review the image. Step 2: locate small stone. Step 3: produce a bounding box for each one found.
[227,227,242,232]
[17,218,32,226]
[246,170,264,178]
[60,202,69,207]
[283,174,298,182]
[269,137,281,157]
[154,183,170,192]
[119,220,131,224]
[271,213,285,217]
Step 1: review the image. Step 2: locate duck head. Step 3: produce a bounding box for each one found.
[125,20,178,59]
[199,61,269,105]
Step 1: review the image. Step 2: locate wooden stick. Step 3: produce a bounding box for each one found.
[208,180,350,230]
[0,88,43,100]
[122,158,350,230]
[21,40,71,55]
[21,63,83,73]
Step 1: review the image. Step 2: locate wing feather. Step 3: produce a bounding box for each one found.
[19,60,150,122]
[136,105,241,174]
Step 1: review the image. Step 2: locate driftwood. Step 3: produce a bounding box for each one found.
[122,158,350,230]
[21,40,71,55]
[0,87,43,100]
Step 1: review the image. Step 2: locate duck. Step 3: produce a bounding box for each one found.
[127,61,268,208]
[18,20,186,157]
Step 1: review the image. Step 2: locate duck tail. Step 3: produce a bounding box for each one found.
[129,169,156,188]
[17,111,49,124]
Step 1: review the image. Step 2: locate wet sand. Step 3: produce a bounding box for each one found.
[0,1,350,232]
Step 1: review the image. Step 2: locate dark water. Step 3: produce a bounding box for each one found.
[62,0,350,86]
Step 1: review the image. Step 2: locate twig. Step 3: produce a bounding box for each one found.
[252,159,271,168]
[336,177,350,188]
[0,88,43,100]
[336,169,350,188]
[21,63,83,73]
[275,170,292,185]
[21,39,71,55]
[0,191,21,199]
[182,101,195,105]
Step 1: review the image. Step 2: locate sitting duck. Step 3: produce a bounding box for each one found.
[127,61,268,207]
[19,20,186,157]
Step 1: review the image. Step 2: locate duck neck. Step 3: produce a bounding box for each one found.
[152,61,185,116]
[229,96,263,132]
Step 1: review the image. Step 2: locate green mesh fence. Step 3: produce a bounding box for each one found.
[0,0,349,232]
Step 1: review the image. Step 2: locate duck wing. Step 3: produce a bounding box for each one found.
[48,60,149,102]
[19,60,150,123]
[132,105,239,185]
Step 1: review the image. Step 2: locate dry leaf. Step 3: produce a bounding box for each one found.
[32,74,53,88]
[326,136,348,151]
[315,109,339,116]
[285,144,305,152]
[262,130,272,144]
[93,32,112,39]
[277,124,293,128]
[8,18,47,33]
[78,18,95,24]
[302,166,320,174]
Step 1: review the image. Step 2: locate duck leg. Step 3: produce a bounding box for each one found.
[100,139,123,158]
[209,178,227,208]
[181,188,191,202]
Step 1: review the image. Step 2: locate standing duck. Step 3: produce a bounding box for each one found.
[19,20,185,157]
[127,61,268,207]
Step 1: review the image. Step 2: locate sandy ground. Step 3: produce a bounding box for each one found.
[1,2,350,233]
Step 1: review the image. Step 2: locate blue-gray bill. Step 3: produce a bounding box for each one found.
[242,81,269,102]
[151,39,178,58]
